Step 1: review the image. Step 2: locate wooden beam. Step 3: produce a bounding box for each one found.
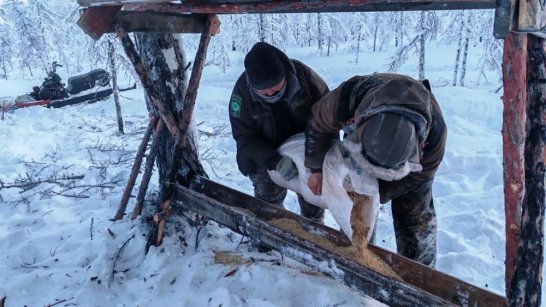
[501,31,527,296]
[493,0,516,39]
[77,5,122,40]
[518,0,546,33]
[79,0,497,13]
[115,26,180,136]
[508,34,546,307]
[105,11,221,35]
[174,177,507,306]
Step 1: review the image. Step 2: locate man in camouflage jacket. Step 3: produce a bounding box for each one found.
[305,73,447,266]
[229,42,329,222]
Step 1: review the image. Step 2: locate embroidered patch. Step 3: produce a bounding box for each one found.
[229,94,242,118]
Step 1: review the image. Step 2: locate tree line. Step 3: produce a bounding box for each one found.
[0,0,501,86]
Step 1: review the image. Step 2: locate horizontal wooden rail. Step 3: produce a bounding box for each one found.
[79,0,497,13]
[171,177,506,306]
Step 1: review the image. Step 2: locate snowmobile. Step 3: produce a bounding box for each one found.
[6,61,133,111]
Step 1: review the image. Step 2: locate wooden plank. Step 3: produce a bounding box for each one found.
[79,0,497,13]
[176,177,507,306]
[508,34,546,307]
[518,0,546,32]
[77,5,123,40]
[501,31,527,295]
[175,181,451,306]
[105,11,221,35]
[493,0,516,38]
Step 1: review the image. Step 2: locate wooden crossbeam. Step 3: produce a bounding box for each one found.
[78,6,220,40]
[172,177,507,306]
[105,11,221,35]
[77,5,123,40]
[78,0,497,13]
[518,0,546,36]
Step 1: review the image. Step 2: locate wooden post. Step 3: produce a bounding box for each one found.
[502,31,527,295]
[112,116,158,220]
[508,35,546,307]
[154,14,217,245]
[115,25,180,136]
[132,119,163,220]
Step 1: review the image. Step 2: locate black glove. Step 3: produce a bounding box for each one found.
[276,156,298,181]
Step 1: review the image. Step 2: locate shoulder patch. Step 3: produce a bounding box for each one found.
[230,94,242,118]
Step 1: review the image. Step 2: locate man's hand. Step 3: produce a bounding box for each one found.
[308,173,323,195]
[276,156,298,181]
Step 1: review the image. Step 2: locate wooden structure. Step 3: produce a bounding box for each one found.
[76,0,546,306]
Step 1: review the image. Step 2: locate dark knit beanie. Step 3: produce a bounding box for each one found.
[360,112,418,169]
[244,43,286,90]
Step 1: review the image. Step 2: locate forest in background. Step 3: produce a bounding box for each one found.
[0,0,501,87]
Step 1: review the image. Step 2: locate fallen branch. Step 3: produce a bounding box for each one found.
[45,298,67,307]
[90,217,94,240]
[0,174,85,190]
[109,234,136,287]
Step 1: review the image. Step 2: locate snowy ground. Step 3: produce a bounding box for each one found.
[0,42,532,306]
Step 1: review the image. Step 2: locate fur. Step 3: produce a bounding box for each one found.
[342,138,422,181]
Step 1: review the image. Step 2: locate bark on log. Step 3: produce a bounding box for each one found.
[502,31,527,294]
[116,26,180,137]
[508,35,546,307]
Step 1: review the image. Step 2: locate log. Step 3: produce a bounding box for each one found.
[78,0,497,12]
[501,31,527,295]
[508,34,546,307]
[152,15,216,246]
[106,11,221,35]
[115,26,180,137]
[173,177,507,306]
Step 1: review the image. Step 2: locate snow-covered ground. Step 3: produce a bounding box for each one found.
[0,42,529,306]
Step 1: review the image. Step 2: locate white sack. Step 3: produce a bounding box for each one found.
[268,133,380,242]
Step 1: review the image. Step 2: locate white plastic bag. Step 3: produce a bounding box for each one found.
[268,133,380,243]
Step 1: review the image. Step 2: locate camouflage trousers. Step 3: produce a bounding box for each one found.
[248,169,325,223]
[389,180,437,267]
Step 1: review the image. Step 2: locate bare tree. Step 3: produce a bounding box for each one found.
[108,37,124,134]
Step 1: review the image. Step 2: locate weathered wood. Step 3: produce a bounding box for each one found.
[132,119,163,220]
[518,0,546,33]
[176,181,450,306]
[177,14,219,147]
[116,26,180,136]
[508,35,546,307]
[113,116,157,220]
[493,0,516,39]
[152,15,216,246]
[178,177,507,306]
[79,0,497,12]
[77,5,122,40]
[155,199,171,245]
[501,31,527,295]
[104,11,221,35]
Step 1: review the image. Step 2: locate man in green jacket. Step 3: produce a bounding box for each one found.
[229,42,329,223]
[305,73,447,266]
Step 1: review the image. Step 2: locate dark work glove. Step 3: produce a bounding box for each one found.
[276,156,298,181]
